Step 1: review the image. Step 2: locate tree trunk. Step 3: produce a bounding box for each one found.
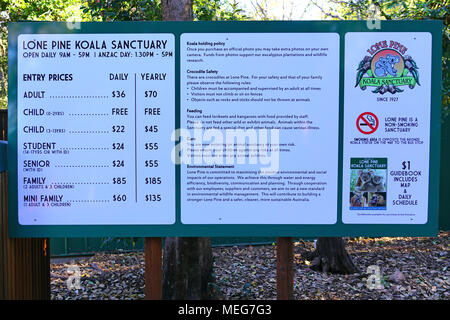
[161,0,193,21]
[162,237,214,299]
[161,0,214,300]
[310,237,359,274]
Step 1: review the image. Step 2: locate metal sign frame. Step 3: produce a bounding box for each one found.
[6,20,442,237]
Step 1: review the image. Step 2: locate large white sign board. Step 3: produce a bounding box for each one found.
[342,32,432,224]
[18,33,175,224]
[180,33,340,224]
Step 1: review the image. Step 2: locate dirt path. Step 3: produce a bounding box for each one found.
[51,232,449,300]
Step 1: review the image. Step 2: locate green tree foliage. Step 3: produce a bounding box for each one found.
[81,0,162,21]
[82,0,248,21]
[312,0,449,116]
[5,0,86,21]
[193,0,248,21]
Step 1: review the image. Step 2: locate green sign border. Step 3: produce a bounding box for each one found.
[7,20,442,237]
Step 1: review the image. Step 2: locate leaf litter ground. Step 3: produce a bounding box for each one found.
[51,232,449,300]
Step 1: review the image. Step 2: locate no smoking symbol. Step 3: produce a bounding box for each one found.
[357,112,379,135]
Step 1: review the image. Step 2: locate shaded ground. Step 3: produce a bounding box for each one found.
[51,232,449,300]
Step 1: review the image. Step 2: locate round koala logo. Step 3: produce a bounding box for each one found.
[372,50,403,78]
[355,44,420,95]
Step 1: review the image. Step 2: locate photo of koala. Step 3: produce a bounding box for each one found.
[375,194,386,207]
[355,170,385,192]
[374,53,401,77]
[355,169,374,192]
[369,193,386,208]
[371,174,385,192]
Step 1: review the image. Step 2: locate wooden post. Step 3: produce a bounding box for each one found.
[145,237,162,300]
[276,237,294,300]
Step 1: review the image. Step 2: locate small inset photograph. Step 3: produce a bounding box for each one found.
[350,191,368,208]
[350,158,387,210]
[368,192,387,209]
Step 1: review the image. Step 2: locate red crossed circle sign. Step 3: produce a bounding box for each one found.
[356,112,379,135]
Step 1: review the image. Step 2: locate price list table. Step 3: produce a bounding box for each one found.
[17,33,175,225]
